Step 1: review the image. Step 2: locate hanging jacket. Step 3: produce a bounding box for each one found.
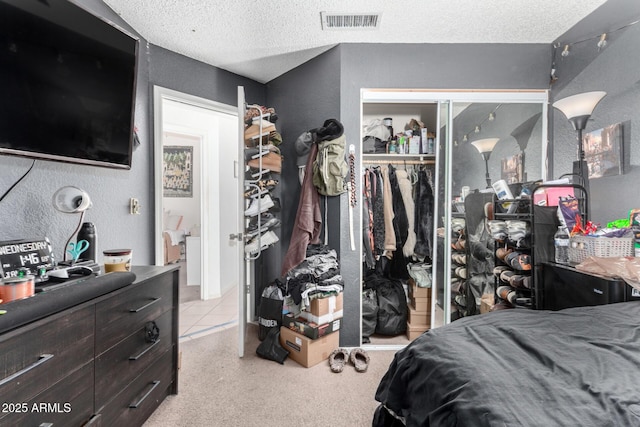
[396,169,417,258]
[414,169,434,260]
[281,143,322,276]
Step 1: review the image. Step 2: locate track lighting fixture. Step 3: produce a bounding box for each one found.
[561,45,570,57]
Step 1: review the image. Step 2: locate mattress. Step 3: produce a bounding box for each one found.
[374,301,640,426]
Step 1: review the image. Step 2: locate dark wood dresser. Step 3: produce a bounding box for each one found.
[0,265,179,427]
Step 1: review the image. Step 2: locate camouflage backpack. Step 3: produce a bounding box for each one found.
[313,134,348,196]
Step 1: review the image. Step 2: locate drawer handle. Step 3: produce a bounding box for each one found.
[129,380,161,409]
[129,339,160,361]
[129,297,161,313]
[0,353,54,387]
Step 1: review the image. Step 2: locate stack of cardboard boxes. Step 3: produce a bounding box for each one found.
[406,278,432,340]
[280,292,343,367]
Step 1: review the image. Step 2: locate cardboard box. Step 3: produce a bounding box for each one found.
[298,309,343,325]
[480,293,495,314]
[309,292,343,317]
[533,187,575,206]
[408,306,430,326]
[280,326,340,368]
[282,313,341,340]
[408,278,431,299]
[410,297,430,312]
[406,320,429,341]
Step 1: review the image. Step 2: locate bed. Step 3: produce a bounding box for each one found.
[373,301,640,426]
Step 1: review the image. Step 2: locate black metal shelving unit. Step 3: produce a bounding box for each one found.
[492,183,587,309]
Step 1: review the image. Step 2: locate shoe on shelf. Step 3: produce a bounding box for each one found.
[256,178,279,191]
[246,213,281,237]
[248,151,282,174]
[245,167,271,181]
[245,120,276,145]
[244,147,270,162]
[328,348,350,373]
[244,185,269,199]
[244,194,274,217]
[505,251,532,271]
[244,230,279,255]
[244,106,277,126]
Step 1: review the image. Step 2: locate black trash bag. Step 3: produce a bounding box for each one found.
[258,284,284,341]
[375,278,407,336]
[362,288,378,340]
[256,327,289,364]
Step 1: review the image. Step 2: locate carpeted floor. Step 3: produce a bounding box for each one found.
[143,324,397,427]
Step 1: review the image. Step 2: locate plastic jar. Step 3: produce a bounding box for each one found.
[103,249,132,273]
[0,275,35,303]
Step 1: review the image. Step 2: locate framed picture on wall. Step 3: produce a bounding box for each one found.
[584,122,624,179]
[163,145,193,197]
[501,153,524,184]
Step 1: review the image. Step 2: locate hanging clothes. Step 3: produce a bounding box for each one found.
[362,169,375,269]
[281,143,322,276]
[371,168,385,257]
[395,169,417,258]
[381,167,396,256]
[414,168,434,261]
[387,165,410,280]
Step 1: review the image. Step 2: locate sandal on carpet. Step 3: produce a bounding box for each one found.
[328,348,349,373]
[349,348,370,373]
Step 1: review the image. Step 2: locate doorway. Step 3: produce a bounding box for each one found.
[153,86,240,318]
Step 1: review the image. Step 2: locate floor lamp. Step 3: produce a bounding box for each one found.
[552,91,606,219]
[471,138,500,188]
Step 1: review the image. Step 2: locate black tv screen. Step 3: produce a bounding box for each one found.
[0,0,138,169]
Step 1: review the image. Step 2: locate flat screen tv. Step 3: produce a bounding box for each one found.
[0,0,139,169]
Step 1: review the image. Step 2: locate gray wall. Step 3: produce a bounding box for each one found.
[0,0,152,264]
[551,1,640,225]
[0,0,265,265]
[259,48,342,294]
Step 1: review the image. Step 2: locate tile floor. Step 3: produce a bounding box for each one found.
[176,261,239,342]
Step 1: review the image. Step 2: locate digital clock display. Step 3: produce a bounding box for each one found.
[0,239,55,280]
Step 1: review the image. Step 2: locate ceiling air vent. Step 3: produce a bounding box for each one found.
[320,12,381,30]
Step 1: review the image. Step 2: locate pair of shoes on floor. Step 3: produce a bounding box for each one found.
[328,347,370,373]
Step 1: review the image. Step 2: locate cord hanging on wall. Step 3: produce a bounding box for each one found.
[53,186,92,262]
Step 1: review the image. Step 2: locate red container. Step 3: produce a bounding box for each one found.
[0,275,35,303]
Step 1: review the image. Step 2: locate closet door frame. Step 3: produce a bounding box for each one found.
[359,89,548,347]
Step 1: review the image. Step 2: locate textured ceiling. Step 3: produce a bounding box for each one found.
[103,0,608,83]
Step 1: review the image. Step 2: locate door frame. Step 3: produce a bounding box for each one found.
[152,86,238,301]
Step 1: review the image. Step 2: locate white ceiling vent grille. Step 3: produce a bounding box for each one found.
[320,12,381,30]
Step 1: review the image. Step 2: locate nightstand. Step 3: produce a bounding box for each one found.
[541,262,640,310]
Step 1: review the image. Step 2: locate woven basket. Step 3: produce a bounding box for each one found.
[568,234,634,264]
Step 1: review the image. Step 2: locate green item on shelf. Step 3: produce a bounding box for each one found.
[607,218,629,229]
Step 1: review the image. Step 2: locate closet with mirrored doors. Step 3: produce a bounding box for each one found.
[359,89,548,348]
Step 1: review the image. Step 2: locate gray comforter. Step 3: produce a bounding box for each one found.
[374,301,640,426]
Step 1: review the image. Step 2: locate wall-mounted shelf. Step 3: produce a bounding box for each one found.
[362,153,435,165]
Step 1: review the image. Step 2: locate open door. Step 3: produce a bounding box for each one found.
[236,86,248,357]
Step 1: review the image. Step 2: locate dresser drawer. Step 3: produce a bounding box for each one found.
[0,361,94,427]
[95,274,174,354]
[95,309,173,409]
[0,305,94,403]
[98,349,174,427]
